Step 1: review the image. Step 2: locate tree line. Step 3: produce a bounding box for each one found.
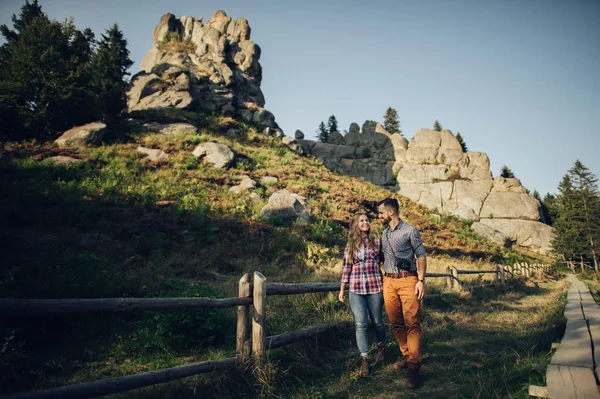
[0,0,133,140]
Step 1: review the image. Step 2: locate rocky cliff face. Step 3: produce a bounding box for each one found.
[127,11,281,132]
[297,121,406,189]
[300,126,552,255]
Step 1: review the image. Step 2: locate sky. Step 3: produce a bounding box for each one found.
[1,0,599,196]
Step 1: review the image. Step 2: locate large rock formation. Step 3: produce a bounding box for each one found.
[127,11,281,133]
[300,125,553,254]
[398,129,552,254]
[297,121,404,189]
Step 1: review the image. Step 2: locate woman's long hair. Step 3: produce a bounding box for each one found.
[346,213,375,264]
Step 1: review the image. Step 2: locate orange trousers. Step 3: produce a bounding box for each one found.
[383,276,422,366]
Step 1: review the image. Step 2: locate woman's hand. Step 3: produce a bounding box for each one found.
[338,290,345,303]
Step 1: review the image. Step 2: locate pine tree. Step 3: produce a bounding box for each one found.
[552,161,600,273]
[456,132,467,152]
[91,23,133,125]
[327,115,338,135]
[543,193,558,226]
[383,107,401,135]
[0,2,96,139]
[433,120,442,131]
[568,160,600,273]
[317,121,328,142]
[500,165,516,179]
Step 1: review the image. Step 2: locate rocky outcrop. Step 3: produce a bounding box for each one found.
[299,124,552,254]
[127,11,282,131]
[297,121,401,189]
[396,128,551,254]
[54,122,106,148]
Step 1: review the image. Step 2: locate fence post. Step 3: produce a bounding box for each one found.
[452,267,461,291]
[252,271,267,365]
[526,263,531,278]
[446,266,452,290]
[494,265,499,286]
[236,273,252,360]
[499,265,505,287]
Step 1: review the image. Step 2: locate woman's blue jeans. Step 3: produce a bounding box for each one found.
[349,291,386,358]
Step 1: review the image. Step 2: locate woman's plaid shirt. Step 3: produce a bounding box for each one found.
[341,237,383,295]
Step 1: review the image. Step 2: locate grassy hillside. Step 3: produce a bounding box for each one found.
[0,110,544,396]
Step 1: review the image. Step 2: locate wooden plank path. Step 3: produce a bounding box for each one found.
[546,274,600,399]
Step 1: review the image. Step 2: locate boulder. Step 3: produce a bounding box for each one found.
[478,218,553,254]
[260,189,312,223]
[137,146,169,162]
[327,131,344,145]
[281,136,304,154]
[229,175,256,194]
[45,156,81,166]
[55,122,106,148]
[480,191,541,220]
[295,130,305,140]
[471,222,512,248]
[143,122,197,135]
[260,176,278,186]
[192,142,234,168]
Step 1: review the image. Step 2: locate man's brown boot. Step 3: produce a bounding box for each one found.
[393,356,408,370]
[375,347,385,364]
[407,365,421,389]
[360,356,369,377]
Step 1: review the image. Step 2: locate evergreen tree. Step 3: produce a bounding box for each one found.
[500,165,516,178]
[433,120,442,131]
[0,2,96,139]
[456,132,467,152]
[317,121,328,142]
[383,106,401,135]
[543,193,558,226]
[327,115,338,135]
[91,23,133,125]
[552,161,600,273]
[533,190,552,225]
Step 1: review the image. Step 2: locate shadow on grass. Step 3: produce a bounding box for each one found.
[0,153,308,394]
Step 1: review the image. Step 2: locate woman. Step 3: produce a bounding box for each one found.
[338,213,386,377]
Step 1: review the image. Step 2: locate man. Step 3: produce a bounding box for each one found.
[378,198,427,389]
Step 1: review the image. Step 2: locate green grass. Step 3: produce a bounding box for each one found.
[0,110,552,397]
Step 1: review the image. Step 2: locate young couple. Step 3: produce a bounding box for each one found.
[338,198,427,389]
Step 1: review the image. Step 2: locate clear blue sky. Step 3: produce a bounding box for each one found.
[2,0,599,196]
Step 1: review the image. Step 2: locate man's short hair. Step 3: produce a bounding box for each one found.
[379,198,399,214]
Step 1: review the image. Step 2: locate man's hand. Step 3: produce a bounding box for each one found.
[415,281,425,300]
[338,290,345,303]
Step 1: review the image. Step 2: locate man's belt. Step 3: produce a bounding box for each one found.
[384,272,417,278]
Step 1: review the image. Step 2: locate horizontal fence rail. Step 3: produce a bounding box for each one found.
[2,358,238,399]
[0,297,253,317]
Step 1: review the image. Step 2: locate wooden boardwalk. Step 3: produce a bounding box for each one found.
[546,274,600,399]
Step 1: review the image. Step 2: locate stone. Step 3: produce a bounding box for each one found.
[137,146,169,162]
[260,189,312,223]
[143,122,197,135]
[45,156,81,166]
[229,175,256,194]
[281,136,304,154]
[128,11,279,130]
[55,122,106,148]
[327,131,344,145]
[253,108,276,127]
[260,176,278,186]
[478,218,553,254]
[295,130,305,140]
[192,142,234,169]
[480,191,541,220]
[471,222,512,248]
[492,177,527,193]
[349,123,360,134]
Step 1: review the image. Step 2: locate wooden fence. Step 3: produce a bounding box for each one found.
[0,262,550,398]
